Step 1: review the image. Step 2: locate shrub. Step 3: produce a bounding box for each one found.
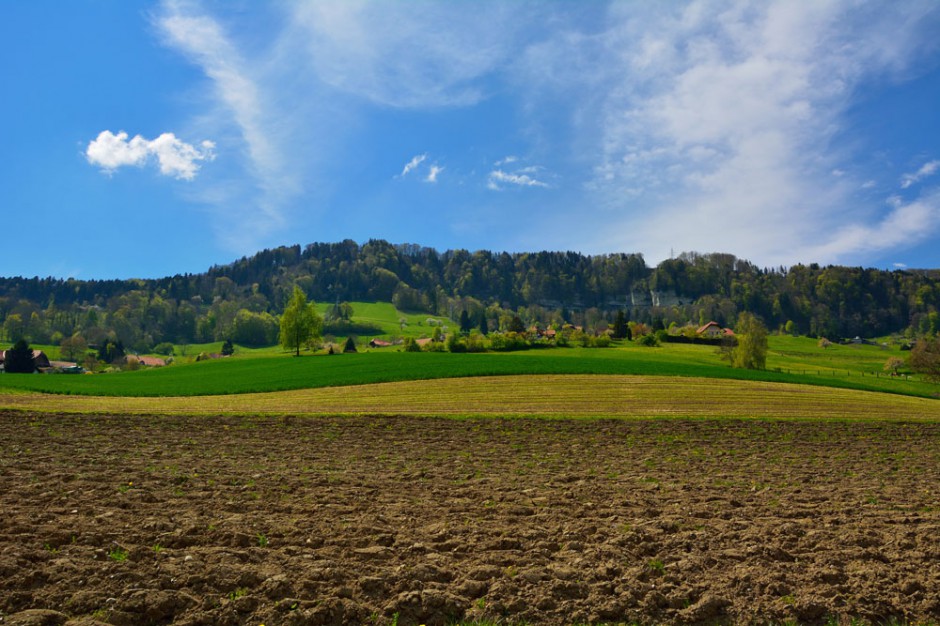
[402,337,421,352]
[422,340,447,352]
[446,334,467,353]
[489,332,529,352]
[638,333,660,347]
[153,342,175,356]
[465,332,487,353]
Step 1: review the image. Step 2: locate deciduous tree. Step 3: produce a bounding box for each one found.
[60,333,88,362]
[279,286,322,357]
[731,312,768,370]
[909,338,940,383]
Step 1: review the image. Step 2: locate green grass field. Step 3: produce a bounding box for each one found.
[1,335,934,399]
[315,301,450,339]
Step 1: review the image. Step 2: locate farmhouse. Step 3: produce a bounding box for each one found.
[697,321,735,338]
[137,356,167,367]
[369,339,392,348]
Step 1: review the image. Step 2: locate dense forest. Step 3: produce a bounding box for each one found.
[1,239,938,353]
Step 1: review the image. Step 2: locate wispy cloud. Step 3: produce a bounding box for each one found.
[86,130,215,180]
[487,168,549,191]
[521,0,940,265]
[156,0,296,248]
[901,159,940,189]
[289,2,525,108]
[487,158,550,191]
[425,164,444,183]
[399,154,427,177]
[806,191,940,261]
[141,0,940,268]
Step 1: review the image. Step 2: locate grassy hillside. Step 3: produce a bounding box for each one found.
[0,337,934,399]
[315,301,450,339]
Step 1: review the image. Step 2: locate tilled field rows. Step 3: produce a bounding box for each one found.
[0,413,938,625]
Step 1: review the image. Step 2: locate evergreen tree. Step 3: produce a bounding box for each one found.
[279,286,322,356]
[4,339,35,373]
[221,338,234,356]
[479,315,489,336]
[612,310,628,339]
[343,336,357,353]
[459,309,472,334]
[508,315,525,333]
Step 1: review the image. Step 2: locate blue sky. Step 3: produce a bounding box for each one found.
[2,1,940,279]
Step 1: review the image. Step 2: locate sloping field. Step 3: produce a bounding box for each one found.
[2,347,932,398]
[2,375,939,420]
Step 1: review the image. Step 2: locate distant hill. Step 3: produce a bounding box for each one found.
[1,239,938,351]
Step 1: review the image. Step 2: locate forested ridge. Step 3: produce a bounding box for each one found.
[1,239,938,352]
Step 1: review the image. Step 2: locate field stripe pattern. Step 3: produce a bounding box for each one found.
[2,375,939,420]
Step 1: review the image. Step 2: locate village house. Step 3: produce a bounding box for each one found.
[696,321,735,338]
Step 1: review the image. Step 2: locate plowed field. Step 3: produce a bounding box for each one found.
[1,412,938,625]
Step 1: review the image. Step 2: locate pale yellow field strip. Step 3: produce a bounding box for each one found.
[2,375,939,420]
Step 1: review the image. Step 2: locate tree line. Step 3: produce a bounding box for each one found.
[1,240,939,353]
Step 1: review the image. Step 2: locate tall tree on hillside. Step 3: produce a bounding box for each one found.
[731,312,768,370]
[279,286,322,357]
[459,310,472,334]
[612,310,629,340]
[479,314,489,336]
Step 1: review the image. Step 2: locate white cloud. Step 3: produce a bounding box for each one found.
[86,130,215,180]
[139,0,940,267]
[425,165,444,183]
[806,192,940,261]
[901,159,940,189]
[156,0,300,249]
[487,168,549,191]
[400,154,427,177]
[529,0,940,266]
[289,2,526,107]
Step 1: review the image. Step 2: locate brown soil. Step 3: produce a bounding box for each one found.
[0,412,938,626]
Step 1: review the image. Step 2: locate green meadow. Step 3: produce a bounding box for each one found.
[1,335,933,399]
